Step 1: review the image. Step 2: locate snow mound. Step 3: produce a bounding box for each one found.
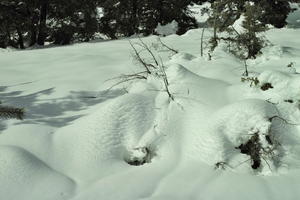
[49,93,156,182]
[258,70,300,101]
[0,145,74,200]
[185,99,278,172]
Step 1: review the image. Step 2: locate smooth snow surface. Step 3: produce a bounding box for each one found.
[2,15,300,200]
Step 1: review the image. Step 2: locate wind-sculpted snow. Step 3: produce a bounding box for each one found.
[0,146,75,200]
[1,26,300,200]
[49,93,156,182]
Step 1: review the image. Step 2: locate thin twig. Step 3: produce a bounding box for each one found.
[269,115,300,126]
[138,37,159,66]
[157,37,178,54]
[129,40,152,74]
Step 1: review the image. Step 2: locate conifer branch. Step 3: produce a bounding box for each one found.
[0,105,25,120]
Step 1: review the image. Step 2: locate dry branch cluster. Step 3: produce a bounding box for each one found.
[0,105,24,120]
[111,37,175,100]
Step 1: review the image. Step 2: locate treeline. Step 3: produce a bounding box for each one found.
[0,0,101,48]
[0,0,298,49]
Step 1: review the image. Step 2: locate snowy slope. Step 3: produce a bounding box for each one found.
[1,19,300,200]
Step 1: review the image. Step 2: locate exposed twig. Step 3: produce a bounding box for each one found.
[106,72,147,90]
[158,57,174,101]
[243,60,249,77]
[157,37,178,54]
[129,40,152,74]
[261,156,272,171]
[138,37,159,66]
[234,158,252,168]
[269,115,299,126]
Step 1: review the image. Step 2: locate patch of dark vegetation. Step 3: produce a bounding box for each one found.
[284,99,294,103]
[0,105,24,120]
[260,83,273,91]
[214,161,229,170]
[235,126,281,171]
[241,76,259,87]
[236,132,261,169]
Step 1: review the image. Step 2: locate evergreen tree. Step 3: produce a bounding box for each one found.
[99,0,140,38]
[37,0,49,45]
[0,0,101,48]
[100,0,199,38]
[0,1,33,49]
[48,0,100,44]
[254,0,298,28]
[239,3,267,58]
[207,0,297,58]
[226,2,267,59]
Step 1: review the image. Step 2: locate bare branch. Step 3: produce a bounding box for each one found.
[157,37,178,54]
[129,40,152,74]
[138,37,159,66]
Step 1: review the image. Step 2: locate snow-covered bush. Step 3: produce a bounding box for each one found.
[125,146,155,166]
[201,99,284,173]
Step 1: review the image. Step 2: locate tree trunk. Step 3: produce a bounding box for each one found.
[37,0,49,45]
[200,26,205,57]
[30,24,37,46]
[16,28,25,49]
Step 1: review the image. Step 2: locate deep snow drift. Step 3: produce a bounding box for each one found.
[1,16,300,200]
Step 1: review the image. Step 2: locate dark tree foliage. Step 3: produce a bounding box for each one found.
[100,0,199,38]
[0,0,101,48]
[0,0,298,48]
[207,0,298,59]
[99,0,139,38]
[253,0,299,28]
[207,0,298,29]
[48,0,100,44]
[0,1,34,49]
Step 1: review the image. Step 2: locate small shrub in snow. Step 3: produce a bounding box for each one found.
[125,147,155,166]
[260,83,274,91]
[235,131,279,170]
[287,62,295,68]
[109,38,175,101]
[214,161,228,170]
[232,124,281,171]
[284,99,294,104]
[241,76,259,87]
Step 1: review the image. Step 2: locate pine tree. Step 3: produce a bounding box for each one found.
[239,2,267,59]
[47,0,100,44]
[254,0,298,28]
[0,1,33,49]
[37,0,49,45]
[0,0,101,48]
[207,0,296,58]
[100,0,198,38]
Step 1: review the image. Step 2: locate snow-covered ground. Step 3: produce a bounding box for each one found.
[1,9,300,200]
